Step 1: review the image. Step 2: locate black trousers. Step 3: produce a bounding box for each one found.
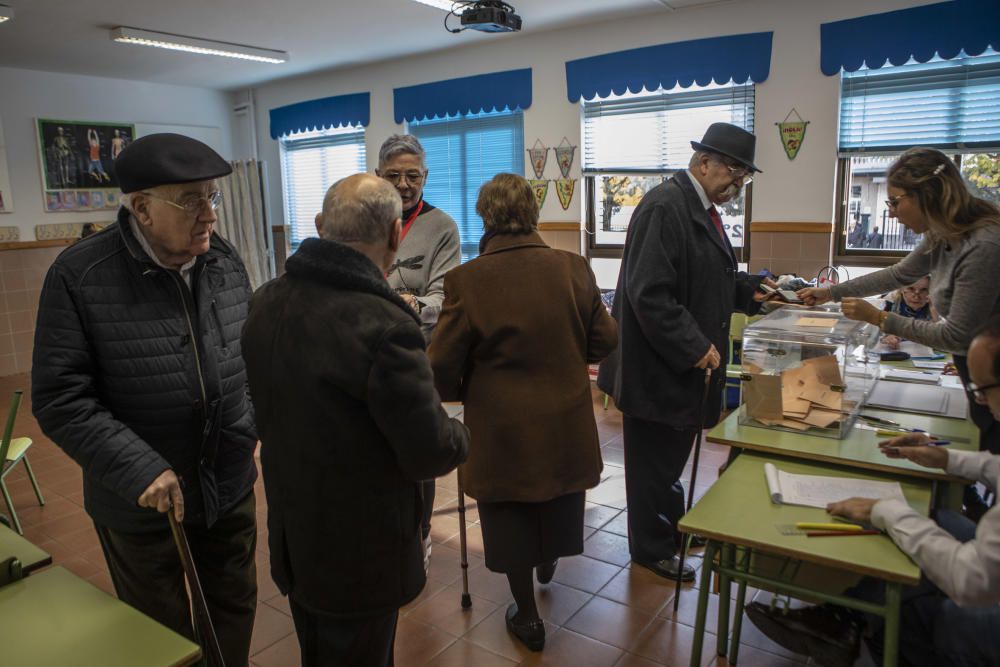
[95,490,258,667]
[290,598,398,667]
[420,479,435,540]
[622,415,698,563]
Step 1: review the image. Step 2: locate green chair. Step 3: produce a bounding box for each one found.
[0,390,45,535]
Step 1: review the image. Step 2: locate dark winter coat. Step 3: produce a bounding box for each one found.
[242,237,469,618]
[597,171,762,428]
[429,231,617,503]
[32,208,258,532]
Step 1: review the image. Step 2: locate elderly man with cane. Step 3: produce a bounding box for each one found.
[598,123,774,583]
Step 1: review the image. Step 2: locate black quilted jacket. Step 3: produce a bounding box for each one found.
[31,208,258,532]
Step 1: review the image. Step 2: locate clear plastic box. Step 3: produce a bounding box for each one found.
[738,307,880,439]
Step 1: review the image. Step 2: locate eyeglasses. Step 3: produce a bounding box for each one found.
[885,194,908,209]
[381,170,425,186]
[965,380,1000,401]
[143,191,223,217]
[720,162,753,184]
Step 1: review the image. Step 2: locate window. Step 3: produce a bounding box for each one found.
[279,126,366,250]
[835,50,1000,263]
[581,81,755,267]
[409,109,525,262]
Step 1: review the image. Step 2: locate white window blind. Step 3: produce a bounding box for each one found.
[279,126,366,249]
[582,82,755,173]
[409,110,525,262]
[839,50,1000,154]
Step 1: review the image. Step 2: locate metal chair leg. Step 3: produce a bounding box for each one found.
[0,477,22,535]
[23,456,45,506]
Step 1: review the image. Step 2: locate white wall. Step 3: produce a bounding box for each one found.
[0,66,233,239]
[244,0,926,233]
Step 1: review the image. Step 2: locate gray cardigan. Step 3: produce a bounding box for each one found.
[386,204,461,343]
[830,224,1000,354]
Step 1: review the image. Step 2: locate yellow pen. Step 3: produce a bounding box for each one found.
[794,522,864,532]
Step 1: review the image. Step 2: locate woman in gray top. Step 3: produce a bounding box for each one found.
[799,147,1000,474]
[376,134,461,568]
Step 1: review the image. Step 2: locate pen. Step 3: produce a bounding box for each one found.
[860,415,901,427]
[928,440,950,446]
[807,530,881,537]
[876,428,928,437]
[795,522,864,532]
[911,354,946,360]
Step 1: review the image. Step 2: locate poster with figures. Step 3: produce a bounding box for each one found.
[527,140,549,180]
[36,118,134,212]
[555,178,576,210]
[0,117,12,213]
[529,179,549,210]
[555,137,576,178]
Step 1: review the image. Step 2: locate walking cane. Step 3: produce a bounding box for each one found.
[168,510,226,667]
[456,474,472,609]
[673,366,713,613]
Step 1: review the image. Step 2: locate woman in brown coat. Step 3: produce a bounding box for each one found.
[429,173,618,651]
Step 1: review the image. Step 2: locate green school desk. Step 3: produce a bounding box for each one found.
[679,453,930,667]
[0,566,201,667]
[0,523,51,574]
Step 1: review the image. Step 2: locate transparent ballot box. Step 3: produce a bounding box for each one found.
[738,308,879,439]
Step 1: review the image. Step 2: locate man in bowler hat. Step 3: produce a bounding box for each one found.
[32,133,259,665]
[598,123,773,581]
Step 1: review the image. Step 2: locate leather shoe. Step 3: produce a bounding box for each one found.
[745,602,860,667]
[536,559,557,584]
[634,556,695,582]
[505,603,545,651]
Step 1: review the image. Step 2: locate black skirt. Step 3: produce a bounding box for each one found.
[477,491,586,573]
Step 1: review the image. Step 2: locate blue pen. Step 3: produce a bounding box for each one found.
[928,440,950,446]
[911,354,946,360]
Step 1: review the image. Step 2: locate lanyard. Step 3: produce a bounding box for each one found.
[399,200,424,243]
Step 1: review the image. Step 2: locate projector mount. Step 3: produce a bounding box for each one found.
[445,1,522,34]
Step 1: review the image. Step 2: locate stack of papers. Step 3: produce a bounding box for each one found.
[883,368,941,385]
[764,462,906,508]
[745,356,847,431]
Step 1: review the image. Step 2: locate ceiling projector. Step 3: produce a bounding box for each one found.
[459,1,522,33]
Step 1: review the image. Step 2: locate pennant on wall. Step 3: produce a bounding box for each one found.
[529,179,549,209]
[776,108,809,160]
[527,140,549,179]
[555,137,576,178]
[555,178,576,210]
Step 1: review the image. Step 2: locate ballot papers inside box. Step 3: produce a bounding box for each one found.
[739,307,880,438]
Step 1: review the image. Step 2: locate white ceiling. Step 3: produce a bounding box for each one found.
[0,0,739,90]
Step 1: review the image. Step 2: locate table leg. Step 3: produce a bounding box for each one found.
[882,582,901,667]
[717,544,733,657]
[728,547,751,665]
[690,541,718,667]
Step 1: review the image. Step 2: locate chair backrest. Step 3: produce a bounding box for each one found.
[0,390,23,463]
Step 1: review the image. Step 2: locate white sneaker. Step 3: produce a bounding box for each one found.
[423,536,433,574]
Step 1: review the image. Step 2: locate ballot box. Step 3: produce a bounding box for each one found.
[738,307,879,439]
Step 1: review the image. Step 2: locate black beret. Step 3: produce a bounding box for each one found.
[114,133,232,194]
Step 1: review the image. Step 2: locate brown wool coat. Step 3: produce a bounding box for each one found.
[429,231,618,503]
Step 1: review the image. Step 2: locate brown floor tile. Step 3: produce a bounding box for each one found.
[249,600,297,655]
[551,555,623,594]
[263,594,292,617]
[251,632,300,667]
[463,604,557,663]
[406,583,500,638]
[401,574,454,615]
[564,596,658,651]
[519,628,624,667]
[458,563,516,605]
[584,502,621,530]
[603,510,629,537]
[705,643,806,667]
[629,617,712,666]
[534,580,593,626]
[422,639,517,666]
[584,530,633,567]
[394,617,457,666]
[597,564,676,616]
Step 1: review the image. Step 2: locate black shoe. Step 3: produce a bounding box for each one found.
[536,559,557,585]
[687,534,708,549]
[745,602,860,667]
[634,556,696,582]
[505,603,545,651]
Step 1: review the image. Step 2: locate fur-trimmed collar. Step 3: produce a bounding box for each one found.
[284,238,420,325]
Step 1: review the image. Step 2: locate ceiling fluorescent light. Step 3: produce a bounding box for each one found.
[411,0,467,12]
[0,5,14,23]
[111,27,288,64]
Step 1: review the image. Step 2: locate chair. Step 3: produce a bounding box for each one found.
[0,390,45,535]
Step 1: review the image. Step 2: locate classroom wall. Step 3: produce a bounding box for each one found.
[242,0,928,266]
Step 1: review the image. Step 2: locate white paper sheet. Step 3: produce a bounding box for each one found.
[873,341,936,358]
[883,368,942,385]
[764,462,906,508]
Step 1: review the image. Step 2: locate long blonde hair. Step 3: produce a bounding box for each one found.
[887,147,1000,246]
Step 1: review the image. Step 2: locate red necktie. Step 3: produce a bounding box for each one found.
[707,206,728,244]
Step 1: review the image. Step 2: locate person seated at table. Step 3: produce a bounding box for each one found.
[880,275,937,350]
[745,316,1000,667]
[429,173,618,652]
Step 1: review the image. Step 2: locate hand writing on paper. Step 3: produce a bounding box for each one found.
[879,433,948,470]
[695,344,721,370]
[826,497,878,523]
[138,469,184,522]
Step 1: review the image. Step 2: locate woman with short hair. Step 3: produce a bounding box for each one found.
[429,173,618,652]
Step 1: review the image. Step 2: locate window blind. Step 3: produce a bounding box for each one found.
[839,51,1000,154]
[279,127,366,249]
[409,110,525,262]
[582,83,755,173]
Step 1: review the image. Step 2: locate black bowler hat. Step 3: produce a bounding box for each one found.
[114,133,232,194]
[691,123,762,173]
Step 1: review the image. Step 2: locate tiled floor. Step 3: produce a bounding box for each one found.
[1,372,820,666]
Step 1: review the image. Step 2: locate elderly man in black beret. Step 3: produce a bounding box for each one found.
[598,123,773,582]
[32,133,259,665]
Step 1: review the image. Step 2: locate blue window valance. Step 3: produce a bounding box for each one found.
[393,68,532,123]
[821,0,1000,75]
[565,32,773,103]
[269,92,370,139]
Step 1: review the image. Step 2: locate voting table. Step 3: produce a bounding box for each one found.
[0,523,51,576]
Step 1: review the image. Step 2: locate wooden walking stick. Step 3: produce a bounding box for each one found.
[457,473,472,609]
[674,367,713,613]
[168,510,226,667]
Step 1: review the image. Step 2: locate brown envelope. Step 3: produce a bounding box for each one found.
[802,355,843,386]
[744,373,784,421]
[801,408,842,428]
[800,383,843,411]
